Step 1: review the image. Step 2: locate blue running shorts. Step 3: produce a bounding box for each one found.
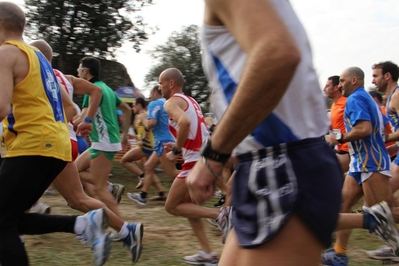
[232,137,342,249]
[154,140,174,157]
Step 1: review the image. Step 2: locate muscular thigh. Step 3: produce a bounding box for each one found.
[74,149,91,172]
[362,171,392,206]
[165,177,192,209]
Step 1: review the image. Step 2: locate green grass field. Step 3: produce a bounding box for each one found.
[24,162,394,265]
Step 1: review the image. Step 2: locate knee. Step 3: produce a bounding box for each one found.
[165,202,179,216]
[65,197,83,211]
[120,157,128,165]
[144,163,153,173]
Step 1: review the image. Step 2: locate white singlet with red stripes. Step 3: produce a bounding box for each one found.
[168,93,210,163]
[53,69,77,141]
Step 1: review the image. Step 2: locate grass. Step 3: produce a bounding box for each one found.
[24,161,395,265]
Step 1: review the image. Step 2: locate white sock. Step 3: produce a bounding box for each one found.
[74,216,87,235]
[107,183,113,192]
[118,222,129,239]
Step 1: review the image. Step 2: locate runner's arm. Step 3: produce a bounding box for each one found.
[65,75,102,120]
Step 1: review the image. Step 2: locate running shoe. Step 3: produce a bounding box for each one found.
[127,192,147,206]
[136,177,144,189]
[366,245,399,261]
[183,251,218,266]
[77,208,111,266]
[123,223,144,263]
[216,206,233,244]
[321,248,348,266]
[111,183,125,204]
[368,201,399,255]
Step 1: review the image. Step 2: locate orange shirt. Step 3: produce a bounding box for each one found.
[330,96,349,152]
[381,106,397,157]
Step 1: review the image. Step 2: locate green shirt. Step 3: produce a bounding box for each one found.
[82,80,122,151]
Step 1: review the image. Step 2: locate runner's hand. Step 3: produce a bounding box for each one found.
[186,159,222,205]
[76,121,92,136]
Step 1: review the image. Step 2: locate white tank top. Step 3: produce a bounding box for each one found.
[53,69,77,141]
[168,93,210,163]
[201,0,329,155]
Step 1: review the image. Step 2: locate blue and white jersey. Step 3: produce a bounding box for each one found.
[201,0,329,155]
[386,86,399,132]
[147,98,174,142]
[345,87,390,173]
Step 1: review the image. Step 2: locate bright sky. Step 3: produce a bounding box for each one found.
[120,0,399,94]
[13,0,399,95]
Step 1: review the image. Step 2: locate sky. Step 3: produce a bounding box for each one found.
[121,0,399,94]
[12,0,399,95]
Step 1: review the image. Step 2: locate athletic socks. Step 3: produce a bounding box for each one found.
[118,222,129,239]
[334,243,347,254]
[73,215,86,235]
[140,191,147,199]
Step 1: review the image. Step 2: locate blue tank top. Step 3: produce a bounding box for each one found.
[147,98,174,142]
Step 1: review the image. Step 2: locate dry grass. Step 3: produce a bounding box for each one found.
[23,162,394,265]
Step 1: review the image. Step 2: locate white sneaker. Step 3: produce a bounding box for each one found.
[31,202,51,214]
[111,183,125,204]
[216,206,233,244]
[183,251,218,265]
[368,201,399,255]
[366,245,399,261]
[77,208,111,266]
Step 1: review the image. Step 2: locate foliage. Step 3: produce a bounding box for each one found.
[145,25,210,111]
[24,0,154,74]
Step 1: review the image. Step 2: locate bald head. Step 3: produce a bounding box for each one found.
[0,2,25,35]
[30,40,53,62]
[345,66,365,85]
[160,68,184,88]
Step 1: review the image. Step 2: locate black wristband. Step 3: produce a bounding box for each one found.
[200,138,231,165]
[172,145,182,155]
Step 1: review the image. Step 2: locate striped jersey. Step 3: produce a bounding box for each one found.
[201,1,329,155]
[168,93,209,163]
[386,86,399,132]
[82,80,122,151]
[345,87,390,172]
[53,69,77,141]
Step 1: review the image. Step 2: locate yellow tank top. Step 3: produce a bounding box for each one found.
[136,115,154,151]
[2,41,71,161]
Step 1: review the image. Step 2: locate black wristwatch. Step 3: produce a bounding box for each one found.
[172,145,182,155]
[200,138,231,164]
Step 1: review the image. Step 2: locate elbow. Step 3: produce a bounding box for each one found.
[280,43,301,73]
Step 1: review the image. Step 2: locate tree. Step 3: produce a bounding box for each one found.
[145,25,210,110]
[24,0,154,75]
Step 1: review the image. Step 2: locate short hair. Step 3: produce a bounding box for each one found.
[328,75,340,87]
[135,97,146,109]
[152,85,161,95]
[369,90,383,103]
[0,2,25,34]
[372,61,399,82]
[162,68,184,88]
[80,57,100,77]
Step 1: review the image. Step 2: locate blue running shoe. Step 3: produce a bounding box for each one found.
[321,248,348,266]
[77,208,111,266]
[123,223,144,263]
